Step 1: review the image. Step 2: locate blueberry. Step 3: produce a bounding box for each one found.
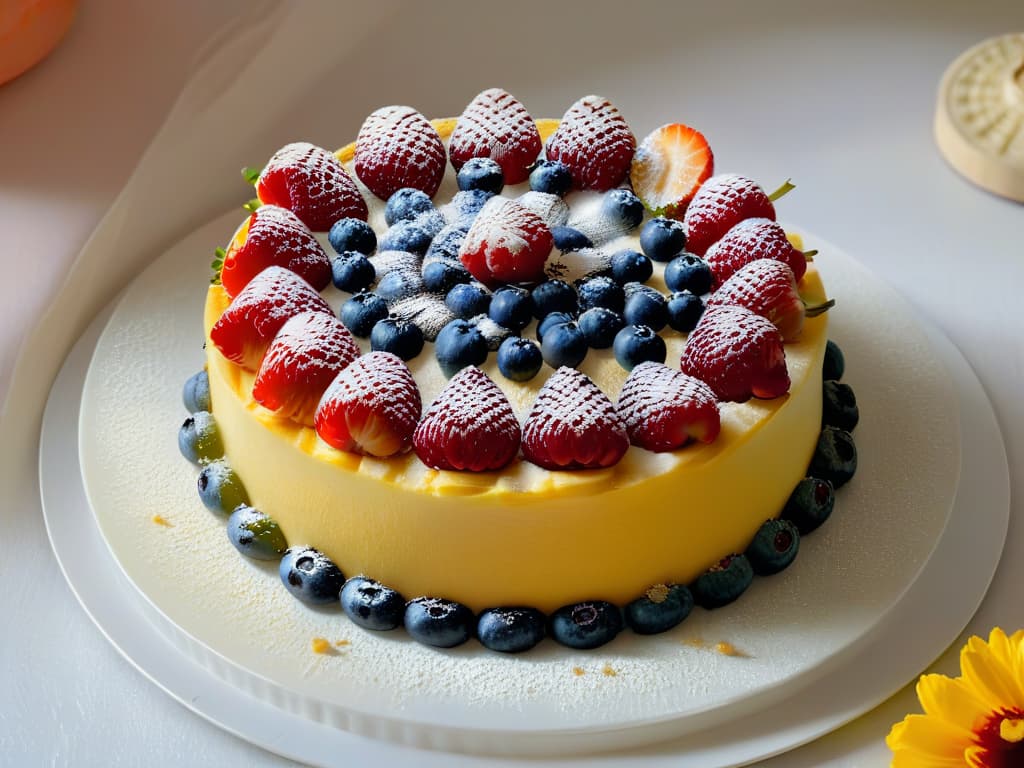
[197,459,249,514]
[745,519,800,576]
[622,284,668,331]
[384,188,434,226]
[624,584,694,635]
[227,505,287,560]
[639,217,687,262]
[422,259,471,293]
[823,340,846,381]
[549,601,623,649]
[536,311,575,342]
[488,286,532,331]
[613,325,667,371]
[328,217,377,255]
[664,254,713,295]
[456,157,504,194]
[472,314,513,351]
[413,209,446,238]
[279,546,345,605]
[497,336,543,382]
[445,281,491,319]
[374,269,424,304]
[425,224,469,262]
[691,554,754,609]
[435,319,488,377]
[601,189,644,230]
[178,411,222,465]
[610,249,653,285]
[541,321,588,369]
[370,316,424,361]
[576,276,625,313]
[781,477,836,535]
[378,220,433,255]
[340,576,405,631]
[331,251,376,293]
[340,291,389,337]
[477,607,547,653]
[404,597,475,648]
[529,159,573,197]
[666,291,705,332]
[530,280,577,319]
[182,370,210,413]
[809,426,857,488]
[822,380,859,431]
[446,189,494,225]
[551,226,593,252]
[578,307,625,349]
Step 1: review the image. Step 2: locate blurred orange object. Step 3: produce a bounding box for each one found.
[0,0,77,86]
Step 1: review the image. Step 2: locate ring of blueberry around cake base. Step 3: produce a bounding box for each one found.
[201,116,829,614]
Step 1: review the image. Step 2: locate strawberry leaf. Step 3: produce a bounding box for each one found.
[243,198,262,213]
[242,166,261,186]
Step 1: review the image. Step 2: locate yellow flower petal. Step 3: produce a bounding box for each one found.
[983,627,1024,703]
[917,673,989,735]
[960,633,1023,709]
[886,714,970,760]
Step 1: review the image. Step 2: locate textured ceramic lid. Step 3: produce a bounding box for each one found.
[934,33,1024,202]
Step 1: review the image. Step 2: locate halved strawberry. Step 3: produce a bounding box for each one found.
[256,142,368,231]
[683,174,778,256]
[413,366,520,471]
[630,123,714,219]
[679,305,790,402]
[544,95,636,191]
[448,88,542,185]
[220,205,332,298]
[314,352,421,457]
[459,196,553,287]
[617,362,720,452]
[706,259,833,342]
[354,106,446,201]
[521,367,629,470]
[210,266,333,371]
[704,218,807,289]
[252,312,361,426]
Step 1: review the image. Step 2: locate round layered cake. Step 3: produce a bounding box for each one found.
[188,90,845,649]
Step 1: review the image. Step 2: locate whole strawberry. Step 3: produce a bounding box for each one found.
[220,205,332,298]
[679,305,790,402]
[413,366,520,471]
[256,142,368,231]
[683,174,778,256]
[617,362,720,452]
[704,217,807,289]
[354,105,446,200]
[252,312,361,426]
[706,259,833,341]
[521,367,629,470]
[448,88,542,185]
[314,352,422,457]
[459,196,553,287]
[545,95,636,191]
[210,266,333,371]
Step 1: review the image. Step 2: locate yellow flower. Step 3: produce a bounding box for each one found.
[887,628,1024,767]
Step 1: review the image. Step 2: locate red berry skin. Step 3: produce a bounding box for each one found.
[220,205,332,299]
[354,106,446,201]
[679,305,790,403]
[683,174,776,256]
[521,367,629,470]
[252,312,361,426]
[617,362,721,452]
[448,88,542,185]
[413,366,520,471]
[459,196,553,287]
[314,352,422,458]
[211,266,333,372]
[704,218,807,289]
[256,142,368,231]
[545,95,636,191]
[706,259,806,341]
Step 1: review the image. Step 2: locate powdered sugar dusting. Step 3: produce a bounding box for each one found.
[545,95,636,191]
[683,173,776,256]
[516,191,569,228]
[616,362,720,451]
[388,293,454,342]
[705,218,805,287]
[258,142,367,230]
[448,88,543,184]
[354,106,446,200]
[460,196,553,285]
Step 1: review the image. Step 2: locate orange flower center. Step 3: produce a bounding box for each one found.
[973,708,1024,768]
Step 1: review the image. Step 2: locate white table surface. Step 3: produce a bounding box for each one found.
[1,1,1021,766]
